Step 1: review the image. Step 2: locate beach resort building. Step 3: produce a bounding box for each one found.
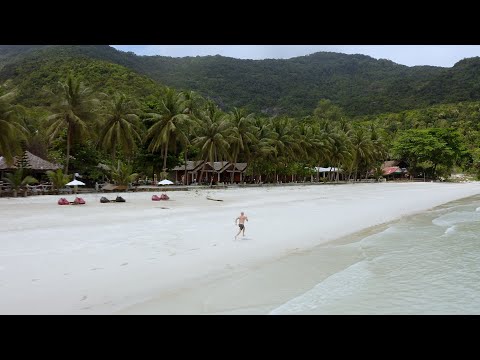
[172,161,248,184]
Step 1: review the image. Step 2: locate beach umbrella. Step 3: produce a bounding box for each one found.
[66,179,86,186]
[158,179,173,185]
[66,179,86,194]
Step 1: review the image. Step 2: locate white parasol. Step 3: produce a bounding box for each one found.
[158,179,174,185]
[66,179,86,194]
[66,179,86,186]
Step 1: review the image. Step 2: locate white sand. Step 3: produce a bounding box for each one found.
[1,182,479,314]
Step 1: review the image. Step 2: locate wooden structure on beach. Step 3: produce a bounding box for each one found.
[381,160,409,179]
[172,161,248,184]
[0,151,61,178]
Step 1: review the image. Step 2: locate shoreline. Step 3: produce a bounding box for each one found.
[117,219,392,314]
[1,182,480,314]
[119,193,480,315]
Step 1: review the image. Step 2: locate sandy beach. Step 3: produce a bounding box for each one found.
[1,182,479,314]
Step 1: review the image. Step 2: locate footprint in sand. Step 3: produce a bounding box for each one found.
[120,262,128,266]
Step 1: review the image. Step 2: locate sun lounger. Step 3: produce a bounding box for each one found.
[152,194,169,201]
[100,196,126,203]
[70,197,86,205]
[58,197,70,205]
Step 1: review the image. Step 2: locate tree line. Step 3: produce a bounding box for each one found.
[1,75,477,189]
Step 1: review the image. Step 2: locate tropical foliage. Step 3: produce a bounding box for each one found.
[2,169,38,197]
[1,45,480,187]
[46,169,70,193]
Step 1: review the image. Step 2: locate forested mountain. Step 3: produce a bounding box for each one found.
[0,46,165,106]
[2,45,480,116]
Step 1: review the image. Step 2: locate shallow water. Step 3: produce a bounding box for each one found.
[270,195,480,314]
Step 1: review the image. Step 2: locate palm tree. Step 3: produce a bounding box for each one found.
[310,121,333,182]
[327,132,352,182]
[0,92,27,165]
[250,117,275,183]
[270,117,301,182]
[46,75,97,174]
[98,93,141,161]
[349,127,373,181]
[228,108,256,183]
[193,101,231,184]
[46,169,70,194]
[179,91,201,185]
[2,169,38,197]
[145,88,188,176]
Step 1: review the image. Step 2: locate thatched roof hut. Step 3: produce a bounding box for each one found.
[0,151,61,171]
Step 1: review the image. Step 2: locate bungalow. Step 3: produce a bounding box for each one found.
[314,166,343,179]
[0,151,61,179]
[381,160,409,179]
[172,160,204,185]
[222,163,248,183]
[172,161,248,184]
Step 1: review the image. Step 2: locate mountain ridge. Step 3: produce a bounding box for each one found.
[1,45,480,116]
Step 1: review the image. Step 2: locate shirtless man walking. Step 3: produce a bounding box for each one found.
[235,212,249,239]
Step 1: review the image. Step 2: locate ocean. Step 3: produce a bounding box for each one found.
[270,194,480,314]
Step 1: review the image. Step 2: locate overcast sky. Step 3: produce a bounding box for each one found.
[111,45,480,68]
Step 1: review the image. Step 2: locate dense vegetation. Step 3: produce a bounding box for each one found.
[1,45,480,190]
[3,45,480,116]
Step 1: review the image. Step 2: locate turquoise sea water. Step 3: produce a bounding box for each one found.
[270,195,480,315]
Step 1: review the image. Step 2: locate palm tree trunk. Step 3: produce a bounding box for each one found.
[163,141,168,173]
[112,139,116,163]
[184,149,188,185]
[65,124,71,174]
[231,154,238,184]
[198,157,209,185]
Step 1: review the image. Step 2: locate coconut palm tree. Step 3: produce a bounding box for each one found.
[310,121,333,182]
[193,101,231,184]
[349,127,373,181]
[179,91,201,185]
[0,92,27,165]
[145,88,188,176]
[327,132,352,182]
[98,93,141,161]
[2,169,38,197]
[248,117,277,183]
[269,117,301,182]
[228,108,256,183]
[46,75,97,174]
